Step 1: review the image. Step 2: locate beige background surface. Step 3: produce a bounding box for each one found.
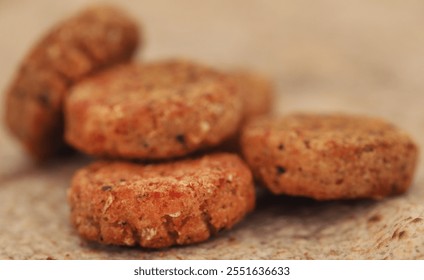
[1,0,424,259]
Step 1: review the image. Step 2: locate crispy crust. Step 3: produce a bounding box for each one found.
[65,60,243,160]
[68,153,255,248]
[4,5,140,160]
[241,113,419,200]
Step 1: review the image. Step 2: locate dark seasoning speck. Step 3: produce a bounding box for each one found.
[175,134,186,145]
[36,91,50,107]
[276,166,286,175]
[101,185,113,191]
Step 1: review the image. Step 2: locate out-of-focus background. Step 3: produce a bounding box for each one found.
[1,0,423,259]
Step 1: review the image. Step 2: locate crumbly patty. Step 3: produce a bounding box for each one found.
[241,113,419,200]
[65,60,243,160]
[230,70,274,120]
[4,5,140,160]
[68,153,255,248]
[216,70,275,152]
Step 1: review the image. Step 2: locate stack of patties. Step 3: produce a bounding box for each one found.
[65,61,264,248]
[5,5,274,248]
[5,5,419,250]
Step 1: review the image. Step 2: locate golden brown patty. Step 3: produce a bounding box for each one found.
[230,70,274,120]
[217,70,275,152]
[5,5,140,160]
[65,60,243,160]
[68,153,255,248]
[241,113,419,200]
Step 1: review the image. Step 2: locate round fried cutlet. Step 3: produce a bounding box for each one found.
[241,113,419,200]
[68,153,255,248]
[65,60,243,160]
[216,70,275,152]
[4,5,140,160]
[230,70,274,120]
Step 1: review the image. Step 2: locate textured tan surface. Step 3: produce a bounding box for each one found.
[1,0,424,259]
